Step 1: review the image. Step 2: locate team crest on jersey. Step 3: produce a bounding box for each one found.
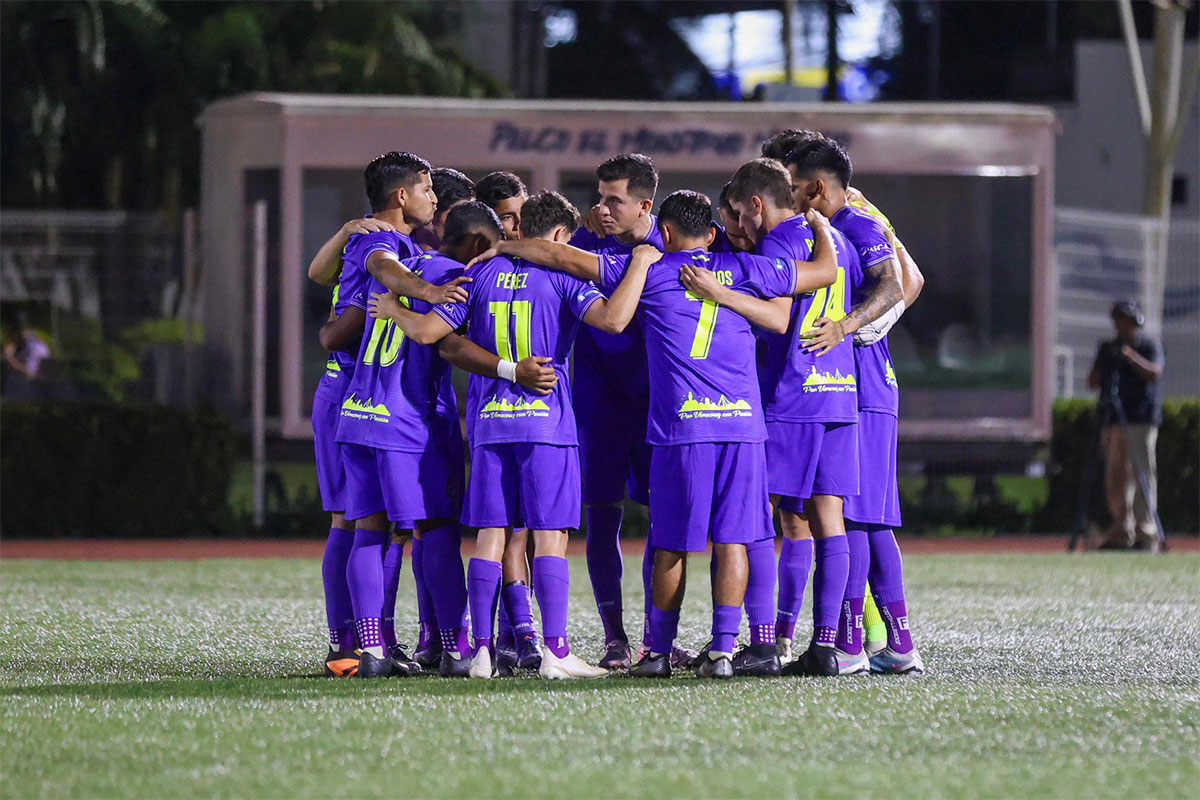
[885,360,899,388]
[677,392,752,420]
[340,393,391,422]
[479,395,551,419]
[802,366,857,393]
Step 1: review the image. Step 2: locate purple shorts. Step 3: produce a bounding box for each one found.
[312,396,347,513]
[575,358,651,506]
[843,411,902,527]
[463,443,581,530]
[342,432,464,526]
[766,420,860,513]
[648,442,773,553]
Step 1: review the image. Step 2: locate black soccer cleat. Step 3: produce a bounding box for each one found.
[598,640,632,670]
[781,644,839,677]
[413,638,444,671]
[324,648,360,678]
[732,644,781,677]
[629,651,672,678]
[356,650,397,678]
[389,644,422,675]
[439,650,471,678]
[695,654,735,679]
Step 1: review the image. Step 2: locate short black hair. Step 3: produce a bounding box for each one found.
[431,167,475,211]
[783,138,852,189]
[718,181,735,213]
[596,153,658,200]
[520,191,581,239]
[657,190,713,239]
[727,158,794,210]
[475,171,527,210]
[364,151,431,212]
[760,129,826,161]
[442,201,503,246]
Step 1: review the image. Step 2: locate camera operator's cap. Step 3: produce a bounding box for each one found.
[1111,300,1145,326]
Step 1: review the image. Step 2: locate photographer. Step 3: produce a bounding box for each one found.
[1087,301,1164,552]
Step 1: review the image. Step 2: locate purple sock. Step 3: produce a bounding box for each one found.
[585,504,627,644]
[776,538,813,640]
[711,604,741,655]
[347,529,389,650]
[532,556,570,657]
[837,528,870,653]
[467,558,502,652]
[745,538,776,645]
[648,605,679,655]
[503,582,537,638]
[412,536,437,650]
[380,540,402,649]
[813,536,850,647]
[321,527,356,650]
[868,527,914,653]
[422,525,469,655]
[497,588,515,649]
[641,543,656,647]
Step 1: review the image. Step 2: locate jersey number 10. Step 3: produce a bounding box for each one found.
[363,296,411,367]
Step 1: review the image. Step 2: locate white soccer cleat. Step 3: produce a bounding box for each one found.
[869,646,925,676]
[776,637,794,663]
[863,637,887,657]
[538,649,608,679]
[833,647,871,676]
[468,647,496,679]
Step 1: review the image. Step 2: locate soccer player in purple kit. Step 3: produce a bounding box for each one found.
[374,190,657,679]
[705,158,865,677]
[784,138,927,675]
[568,153,699,671]
[485,189,839,678]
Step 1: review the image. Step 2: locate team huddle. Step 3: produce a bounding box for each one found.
[308,129,925,680]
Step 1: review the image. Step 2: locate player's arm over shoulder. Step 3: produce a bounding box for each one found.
[581,245,659,333]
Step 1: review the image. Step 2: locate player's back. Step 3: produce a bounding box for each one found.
[336,250,459,452]
[436,255,603,446]
[611,248,795,447]
[756,215,862,423]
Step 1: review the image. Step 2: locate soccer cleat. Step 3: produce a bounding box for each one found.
[833,647,871,676]
[776,637,794,663]
[324,648,359,678]
[388,644,422,675]
[863,636,887,657]
[439,650,471,678]
[413,638,443,671]
[781,644,839,677]
[495,637,519,674]
[356,650,397,678]
[732,644,781,676]
[599,640,633,669]
[869,646,925,676]
[469,647,498,679]
[539,650,608,679]
[629,651,672,678]
[516,633,543,671]
[670,644,701,669]
[695,653,734,679]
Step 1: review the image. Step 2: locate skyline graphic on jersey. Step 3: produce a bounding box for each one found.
[480,395,551,414]
[802,366,857,392]
[341,393,391,417]
[677,392,753,418]
[885,360,899,387]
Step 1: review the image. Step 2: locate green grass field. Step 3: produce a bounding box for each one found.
[2,553,1198,798]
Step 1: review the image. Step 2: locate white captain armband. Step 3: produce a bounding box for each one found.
[853,299,906,346]
[497,360,518,383]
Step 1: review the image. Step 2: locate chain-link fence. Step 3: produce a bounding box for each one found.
[1055,207,1200,400]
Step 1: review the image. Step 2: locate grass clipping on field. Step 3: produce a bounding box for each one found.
[2,553,1198,798]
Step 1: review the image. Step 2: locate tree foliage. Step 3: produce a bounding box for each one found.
[0,1,506,213]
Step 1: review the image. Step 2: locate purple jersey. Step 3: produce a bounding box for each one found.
[568,218,663,403]
[336,249,458,452]
[831,205,900,417]
[311,235,386,404]
[756,215,861,424]
[435,255,603,446]
[598,248,795,446]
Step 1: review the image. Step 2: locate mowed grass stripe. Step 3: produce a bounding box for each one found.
[2,554,1198,798]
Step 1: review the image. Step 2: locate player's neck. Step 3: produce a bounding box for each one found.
[761,206,793,234]
[822,191,847,218]
[374,208,418,235]
[616,214,654,246]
